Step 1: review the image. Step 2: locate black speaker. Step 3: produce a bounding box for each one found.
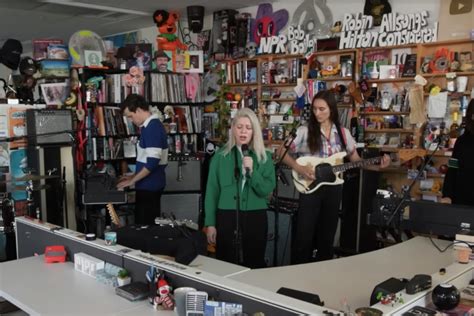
[161,193,201,225]
[187,6,205,33]
[165,157,201,192]
[265,207,295,267]
[370,277,408,305]
[26,109,73,145]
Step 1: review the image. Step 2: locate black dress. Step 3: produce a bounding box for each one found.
[442,131,474,205]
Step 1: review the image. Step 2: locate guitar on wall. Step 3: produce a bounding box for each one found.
[292,149,426,194]
[106,203,122,228]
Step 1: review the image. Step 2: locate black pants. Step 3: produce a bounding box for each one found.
[135,190,162,225]
[216,209,267,269]
[292,185,342,264]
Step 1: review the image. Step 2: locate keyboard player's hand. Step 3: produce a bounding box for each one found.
[117,175,133,190]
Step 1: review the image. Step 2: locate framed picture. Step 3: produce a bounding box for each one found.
[84,50,102,67]
[126,43,152,71]
[154,50,173,72]
[186,51,204,73]
[41,82,69,106]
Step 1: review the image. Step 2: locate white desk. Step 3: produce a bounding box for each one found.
[230,237,456,311]
[0,255,172,316]
[189,255,250,277]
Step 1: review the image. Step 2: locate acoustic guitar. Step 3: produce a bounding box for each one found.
[292,149,425,194]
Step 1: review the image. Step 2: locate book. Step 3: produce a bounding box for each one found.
[402,54,417,77]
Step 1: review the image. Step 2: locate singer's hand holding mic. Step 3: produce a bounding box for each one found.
[242,144,253,177]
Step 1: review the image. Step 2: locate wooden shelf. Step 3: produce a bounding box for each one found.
[367,77,415,83]
[365,128,414,133]
[261,83,297,87]
[227,82,259,87]
[309,49,357,56]
[360,111,410,116]
[419,38,473,47]
[414,190,442,197]
[261,98,297,102]
[313,76,353,81]
[420,71,474,78]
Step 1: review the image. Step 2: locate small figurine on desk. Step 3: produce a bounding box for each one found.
[154,278,175,310]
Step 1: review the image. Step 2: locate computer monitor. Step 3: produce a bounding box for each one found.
[401,200,474,237]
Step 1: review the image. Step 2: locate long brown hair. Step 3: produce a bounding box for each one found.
[307,90,340,153]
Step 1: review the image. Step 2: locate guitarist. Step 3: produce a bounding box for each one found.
[278,91,390,263]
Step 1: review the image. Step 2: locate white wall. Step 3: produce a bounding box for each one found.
[136,0,441,51]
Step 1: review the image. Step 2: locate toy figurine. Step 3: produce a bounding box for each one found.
[154,279,175,310]
[153,10,187,51]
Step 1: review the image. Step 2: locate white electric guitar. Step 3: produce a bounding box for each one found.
[292,149,425,194]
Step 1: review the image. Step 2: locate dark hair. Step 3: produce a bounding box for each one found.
[465,99,474,134]
[307,90,340,153]
[120,94,149,113]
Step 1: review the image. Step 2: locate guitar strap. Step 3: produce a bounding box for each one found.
[335,123,347,152]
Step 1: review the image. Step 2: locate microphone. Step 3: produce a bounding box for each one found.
[242,144,251,177]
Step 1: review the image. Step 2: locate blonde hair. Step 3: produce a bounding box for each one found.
[223,108,268,163]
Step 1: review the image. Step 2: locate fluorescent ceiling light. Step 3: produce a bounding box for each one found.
[39,0,149,16]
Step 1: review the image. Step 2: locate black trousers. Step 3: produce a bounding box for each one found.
[216,209,268,269]
[292,185,342,263]
[135,190,162,225]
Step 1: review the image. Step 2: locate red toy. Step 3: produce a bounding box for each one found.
[44,245,67,263]
[154,279,175,310]
[153,10,187,51]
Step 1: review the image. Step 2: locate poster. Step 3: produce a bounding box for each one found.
[8,108,27,149]
[10,148,28,201]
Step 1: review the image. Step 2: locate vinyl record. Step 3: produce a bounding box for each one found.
[68,30,106,66]
[203,71,221,103]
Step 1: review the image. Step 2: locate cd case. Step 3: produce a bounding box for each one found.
[115,281,149,301]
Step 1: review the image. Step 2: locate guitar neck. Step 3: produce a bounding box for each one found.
[332,155,383,173]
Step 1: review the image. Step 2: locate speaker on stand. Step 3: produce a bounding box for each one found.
[265,199,297,267]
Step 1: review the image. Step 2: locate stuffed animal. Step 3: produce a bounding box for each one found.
[154,279,174,310]
[153,10,187,51]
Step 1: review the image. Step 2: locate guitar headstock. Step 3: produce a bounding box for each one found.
[106,203,121,228]
[397,149,426,163]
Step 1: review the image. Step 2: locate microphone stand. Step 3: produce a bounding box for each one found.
[386,133,447,227]
[273,128,297,266]
[233,160,243,265]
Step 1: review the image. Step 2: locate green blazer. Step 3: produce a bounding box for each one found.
[204,146,276,227]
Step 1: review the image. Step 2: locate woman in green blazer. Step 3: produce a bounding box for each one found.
[205,108,276,268]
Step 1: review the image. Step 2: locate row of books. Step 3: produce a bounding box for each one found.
[86,137,137,162]
[225,60,258,84]
[150,73,204,103]
[171,105,202,134]
[86,106,138,138]
[167,134,199,155]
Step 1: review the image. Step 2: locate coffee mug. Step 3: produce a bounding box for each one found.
[174,287,196,316]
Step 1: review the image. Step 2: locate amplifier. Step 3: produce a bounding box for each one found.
[161,193,201,225]
[276,167,299,200]
[165,156,201,192]
[26,109,73,145]
[82,176,127,205]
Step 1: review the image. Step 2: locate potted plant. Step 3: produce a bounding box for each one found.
[117,269,131,286]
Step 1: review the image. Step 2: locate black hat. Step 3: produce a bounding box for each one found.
[154,50,170,60]
[19,57,37,76]
[0,39,23,70]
